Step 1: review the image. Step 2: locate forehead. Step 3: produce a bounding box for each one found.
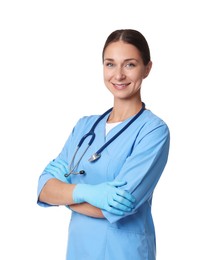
[104,41,142,60]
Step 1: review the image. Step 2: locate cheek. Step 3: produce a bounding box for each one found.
[132,69,146,82]
[103,71,109,86]
[103,69,112,82]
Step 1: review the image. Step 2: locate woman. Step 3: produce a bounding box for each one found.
[37,29,170,259]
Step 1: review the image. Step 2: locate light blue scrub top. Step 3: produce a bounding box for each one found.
[37,109,170,260]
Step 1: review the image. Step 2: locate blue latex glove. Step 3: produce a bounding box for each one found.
[44,158,70,183]
[73,181,136,216]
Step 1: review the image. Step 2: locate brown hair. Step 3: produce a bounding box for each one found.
[102,29,151,65]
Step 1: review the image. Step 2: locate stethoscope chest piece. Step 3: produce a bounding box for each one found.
[66,102,145,177]
[88,153,101,162]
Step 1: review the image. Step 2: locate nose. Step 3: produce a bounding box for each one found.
[115,67,126,80]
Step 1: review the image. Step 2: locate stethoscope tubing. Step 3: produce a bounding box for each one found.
[65,102,145,176]
[93,102,145,157]
[77,107,113,147]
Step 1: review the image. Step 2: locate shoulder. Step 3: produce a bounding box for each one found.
[138,109,170,140]
[142,109,169,129]
[75,114,99,126]
[72,114,100,133]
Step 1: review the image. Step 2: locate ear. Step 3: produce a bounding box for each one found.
[143,61,152,79]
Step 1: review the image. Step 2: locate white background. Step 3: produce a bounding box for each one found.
[0,1,205,259]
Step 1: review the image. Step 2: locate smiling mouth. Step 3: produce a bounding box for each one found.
[112,83,130,90]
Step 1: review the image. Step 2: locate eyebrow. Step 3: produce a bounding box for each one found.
[103,58,139,62]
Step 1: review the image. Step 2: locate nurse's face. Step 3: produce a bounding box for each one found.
[103,41,152,101]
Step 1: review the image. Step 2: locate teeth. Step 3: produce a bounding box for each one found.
[114,84,126,89]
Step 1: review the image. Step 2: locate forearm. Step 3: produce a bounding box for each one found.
[38,178,76,206]
[39,178,105,218]
[38,174,135,217]
[70,203,105,218]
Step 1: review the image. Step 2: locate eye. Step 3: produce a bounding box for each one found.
[105,62,114,67]
[125,63,135,68]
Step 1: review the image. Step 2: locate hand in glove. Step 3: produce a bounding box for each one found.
[73,181,135,215]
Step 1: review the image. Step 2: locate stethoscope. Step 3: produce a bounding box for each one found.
[64,102,145,177]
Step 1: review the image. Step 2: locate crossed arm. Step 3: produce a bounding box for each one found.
[38,123,170,220]
[39,178,104,218]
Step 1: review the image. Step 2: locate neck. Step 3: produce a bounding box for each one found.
[107,99,143,123]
